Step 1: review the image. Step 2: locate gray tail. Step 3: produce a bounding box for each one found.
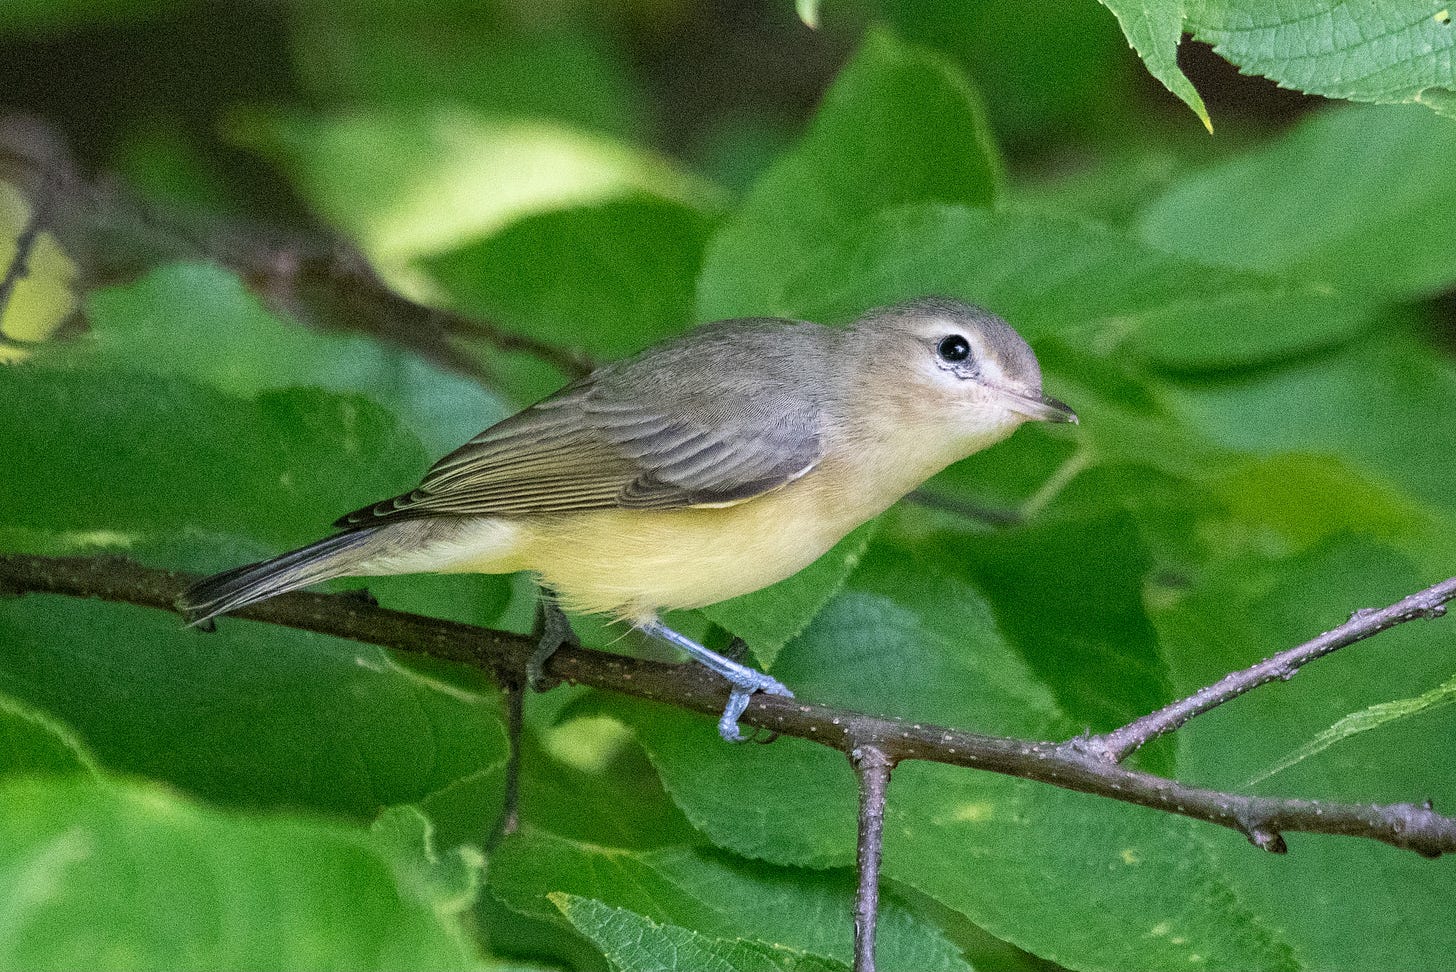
[176,529,381,626]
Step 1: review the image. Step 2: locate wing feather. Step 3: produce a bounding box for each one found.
[335,319,829,527]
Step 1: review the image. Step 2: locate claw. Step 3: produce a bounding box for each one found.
[634,618,794,744]
[719,689,753,742]
[527,591,579,692]
[715,671,793,743]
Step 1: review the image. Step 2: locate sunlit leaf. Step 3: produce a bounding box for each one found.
[231,109,721,267]
[0,776,478,970]
[0,184,78,360]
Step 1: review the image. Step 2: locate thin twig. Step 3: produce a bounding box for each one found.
[1072,577,1456,764]
[903,489,1023,527]
[486,682,525,851]
[254,248,593,382]
[0,126,592,383]
[445,313,595,379]
[3,553,1455,858]
[851,743,894,972]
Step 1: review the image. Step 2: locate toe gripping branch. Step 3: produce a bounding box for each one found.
[527,591,579,692]
[636,620,793,742]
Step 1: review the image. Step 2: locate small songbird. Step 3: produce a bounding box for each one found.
[178,297,1076,740]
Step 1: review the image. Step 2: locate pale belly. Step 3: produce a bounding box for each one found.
[421,468,886,623]
[521,490,855,621]
[384,432,1003,623]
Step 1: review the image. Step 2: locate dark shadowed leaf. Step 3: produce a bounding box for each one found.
[697,29,1000,322]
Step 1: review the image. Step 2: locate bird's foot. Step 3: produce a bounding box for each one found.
[718,669,793,744]
[634,619,791,743]
[527,593,579,692]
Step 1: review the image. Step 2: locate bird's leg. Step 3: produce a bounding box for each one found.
[717,636,778,742]
[635,619,793,742]
[527,588,579,692]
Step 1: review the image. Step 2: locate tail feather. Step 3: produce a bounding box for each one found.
[176,529,381,625]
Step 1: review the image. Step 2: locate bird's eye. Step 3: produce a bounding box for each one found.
[937,334,972,363]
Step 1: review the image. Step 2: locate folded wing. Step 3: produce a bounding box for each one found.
[336,322,827,526]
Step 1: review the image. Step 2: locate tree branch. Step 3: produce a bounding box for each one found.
[486,681,526,852]
[851,744,894,972]
[1072,577,1456,764]
[0,120,591,383]
[2,553,1454,859]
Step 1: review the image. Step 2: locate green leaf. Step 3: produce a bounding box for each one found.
[0,365,427,551]
[0,184,77,353]
[0,596,509,847]
[1163,325,1456,518]
[0,693,97,779]
[759,203,1378,370]
[550,895,846,972]
[1096,0,1213,131]
[230,109,720,267]
[1152,539,1456,970]
[292,14,643,139]
[2,317,513,845]
[698,521,877,670]
[75,261,508,454]
[950,509,1175,738]
[0,776,477,971]
[1,350,522,621]
[370,805,484,917]
[1139,104,1456,299]
[697,29,1000,322]
[425,196,717,366]
[1245,673,1456,788]
[491,828,971,972]
[1202,453,1447,567]
[1188,0,1456,117]
[879,0,1144,146]
[610,542,1298,971]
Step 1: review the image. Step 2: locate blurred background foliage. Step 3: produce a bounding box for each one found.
[2,0,1456,970]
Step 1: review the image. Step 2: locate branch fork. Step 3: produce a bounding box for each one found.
[1,554,1453,972]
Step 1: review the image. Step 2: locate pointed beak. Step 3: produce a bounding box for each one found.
[998,387,1079,425]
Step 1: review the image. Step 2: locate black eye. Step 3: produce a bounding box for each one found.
[937,334,971,363]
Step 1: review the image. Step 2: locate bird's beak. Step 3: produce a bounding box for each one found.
[997,387,1079,425]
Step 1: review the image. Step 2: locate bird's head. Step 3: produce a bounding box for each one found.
[846,297,1076,452]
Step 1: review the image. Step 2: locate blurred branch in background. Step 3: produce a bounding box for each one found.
[0,115,592,384]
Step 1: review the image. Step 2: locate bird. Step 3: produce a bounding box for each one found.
[177,297,1076,741]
